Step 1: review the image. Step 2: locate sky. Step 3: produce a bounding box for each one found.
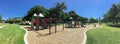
[0,0,120,20]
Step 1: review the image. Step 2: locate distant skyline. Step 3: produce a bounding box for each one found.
[0,0,120,20]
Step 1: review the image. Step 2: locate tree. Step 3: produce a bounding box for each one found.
[49,2,67,21]
[0,15,2,23]
[89,17,97,23]
[116,4,120,21]
[69,10,79,20]
[59,11,67,21]
[55,2,67,11]
[104,4,120,24]
[23,5,49,21]
[81,17,88,23]
[0,15,2,21]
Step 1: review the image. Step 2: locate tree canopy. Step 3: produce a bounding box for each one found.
[0,15,2,23]
[104,4,120,23]
[23,5,49,21]
[23,2,89,23]
[49,2,67,21]
[69,10,80,20]
[0,15,2,21]
[89,17,97,23]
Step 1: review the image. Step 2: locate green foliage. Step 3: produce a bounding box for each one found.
[23,5,49,21]
[55,2,67,11]
[23,2,68,21]
[0,15,2,20]
[104,4,120,23]
[59,11,67,20]
[80,17,88,23]
[0,15,2,23]
[89,17,97,23]
[69,10,80,20]
[23,2,89,23]
[49,2,67,21]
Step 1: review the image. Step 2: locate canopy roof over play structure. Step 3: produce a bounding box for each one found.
[33,13,44,17]
[69,17,73,20]
[39,13,44,17]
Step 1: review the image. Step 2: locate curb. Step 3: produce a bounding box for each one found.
[20,26,29,44]
[81,26,102,44]
[81,29,87,44]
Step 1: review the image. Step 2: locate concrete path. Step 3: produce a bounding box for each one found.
[20,26,29,44]
[21,25,101,44]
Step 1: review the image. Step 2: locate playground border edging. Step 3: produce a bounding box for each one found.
[81,26,102,44]
[81,29,87,44]
[20,26,29,44]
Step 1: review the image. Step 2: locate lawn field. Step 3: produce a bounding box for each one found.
[0,23,9,26]
[0,24,25,44]
[86,24,120,44]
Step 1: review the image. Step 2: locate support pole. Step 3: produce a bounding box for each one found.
[49,19,51,35]
[49,24,51,35]
[78,21,80,28]
[31,18,34,30]
[63,22,64,30]
[55,21,57,33]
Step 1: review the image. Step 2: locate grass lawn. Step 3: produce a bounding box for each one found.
[0,24,25,44]
[0,23,9,26]
[86,24,120,44]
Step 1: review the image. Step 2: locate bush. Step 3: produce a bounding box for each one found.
[107,24,120,28]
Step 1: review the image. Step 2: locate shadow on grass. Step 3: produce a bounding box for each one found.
[107,24,120,28]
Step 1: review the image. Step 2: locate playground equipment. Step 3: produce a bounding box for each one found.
[66,17,80,28]
[31,13,58,34]
[31,13,53,30]
[31,13,83,35]
[67,17,73,28]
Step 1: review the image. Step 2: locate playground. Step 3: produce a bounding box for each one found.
[21,23,101,44]
[0,13,102,44]
[0,0,120,44]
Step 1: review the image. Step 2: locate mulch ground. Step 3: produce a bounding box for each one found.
[23,25,100,44]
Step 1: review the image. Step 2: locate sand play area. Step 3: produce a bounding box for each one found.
[22,25,101,44]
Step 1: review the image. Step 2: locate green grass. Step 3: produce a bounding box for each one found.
[0,24,25,44]
[0,23,8,26]
[86,24,120,44]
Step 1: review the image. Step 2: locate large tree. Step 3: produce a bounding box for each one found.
[104,4,120,24]
[0,15,2,23]
[69,10,79,20]
[89,17,97,23]
[81,17,88,23]
[116,4,120,21]
[49,2,67,21]
[0,15,2,21]
[23,5,49,21]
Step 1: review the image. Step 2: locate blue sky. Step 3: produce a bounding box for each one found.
[0,0,120,20]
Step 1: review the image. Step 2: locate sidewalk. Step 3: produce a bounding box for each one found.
[21,25,101,44]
